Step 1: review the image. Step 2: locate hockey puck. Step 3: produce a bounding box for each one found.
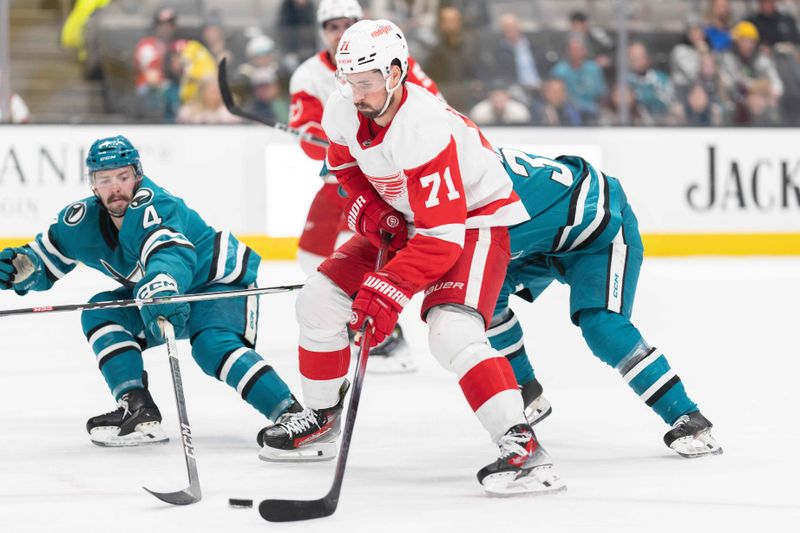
[228,498,253,508]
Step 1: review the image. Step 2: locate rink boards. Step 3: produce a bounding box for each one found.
[0,125,797,257]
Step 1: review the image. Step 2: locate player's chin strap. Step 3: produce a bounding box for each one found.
[375,77,402,118]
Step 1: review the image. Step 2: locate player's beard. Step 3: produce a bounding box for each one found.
[356,102,381,120]
[104,195,131,217]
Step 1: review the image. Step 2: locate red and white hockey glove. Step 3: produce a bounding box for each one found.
[350,272,412,346]
[345,189,408,251]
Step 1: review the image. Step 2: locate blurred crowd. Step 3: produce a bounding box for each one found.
[16,0,800,126]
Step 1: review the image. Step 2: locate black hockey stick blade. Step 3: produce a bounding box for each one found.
[217,58,328,147]
[143,485,201,506]
[259,496,337,522]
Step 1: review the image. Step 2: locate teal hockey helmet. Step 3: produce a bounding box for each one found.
[86,135,143,178]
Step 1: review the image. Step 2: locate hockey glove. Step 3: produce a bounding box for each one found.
[350,272,412,346]
[0,248,35,290]
[345,189,408,251]
[136,273,190,340]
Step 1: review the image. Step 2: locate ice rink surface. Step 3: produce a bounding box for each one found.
[0,258,798,532]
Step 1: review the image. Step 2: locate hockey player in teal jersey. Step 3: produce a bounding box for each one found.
[0,135,298,448]
[488,147,722,458]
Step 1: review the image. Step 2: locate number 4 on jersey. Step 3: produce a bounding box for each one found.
[420,168,461,208]
[143,205,162,229]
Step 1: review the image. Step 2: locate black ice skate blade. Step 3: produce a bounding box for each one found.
[143,486,201,506]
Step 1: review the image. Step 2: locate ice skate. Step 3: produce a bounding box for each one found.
[362,324,417,374]
[664,411,723,458]
[257,380,350,462]
[520,378,552,426]
[86,380,167,447]
[477,423,566,497]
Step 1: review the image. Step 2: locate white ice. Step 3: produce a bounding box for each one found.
[1,258,798,532]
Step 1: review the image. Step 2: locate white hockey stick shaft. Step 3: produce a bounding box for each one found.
[142,319,201,505]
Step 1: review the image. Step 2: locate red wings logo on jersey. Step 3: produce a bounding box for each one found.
[367,172,406,202]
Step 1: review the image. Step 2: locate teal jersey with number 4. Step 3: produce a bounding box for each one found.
[497,147,628,258]
[13,176,259,295]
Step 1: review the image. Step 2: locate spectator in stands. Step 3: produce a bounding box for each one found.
[134,7,179,91]
[174,40,218,104]
[745,78,781,124]
[278,0,317,71]
[684,82,724,126]
[134,64,180,123]
[532,78,582,126]
[239,35,278,80]
[720,21,784,124]
[492,13,541,105]
[367,0,440,56]
[704,0,734,52]
[696,53,733,123]
[670,16,712,98]
[201,10,233,63]
[747,0,800,124]
[468,82,531,125]
[439,0,490,33]
[177,75,242,124]
[599,84,656,127]
[568,11,614,70]
[424,5,483,112]
[244,67,289,124]
[550,35,607,124]
[626,42,680,124]
[747,0,800,49]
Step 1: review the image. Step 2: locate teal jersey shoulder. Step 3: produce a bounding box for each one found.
[14,177,260,294]
[497,147,627,258]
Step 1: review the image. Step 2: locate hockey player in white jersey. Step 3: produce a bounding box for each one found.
[289,0,441,373]
[259,19,565,496]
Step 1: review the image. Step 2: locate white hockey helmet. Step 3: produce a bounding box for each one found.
[317,0,363,26]
[335,19,409,80]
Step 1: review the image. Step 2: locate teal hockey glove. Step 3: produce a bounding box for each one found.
[0,248,35,290]
[136,273,190,339]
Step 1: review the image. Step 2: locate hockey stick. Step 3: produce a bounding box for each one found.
[258,233,392,522]
[0,283,303,318]
[143,320,201,505]
[217,57,328,148]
